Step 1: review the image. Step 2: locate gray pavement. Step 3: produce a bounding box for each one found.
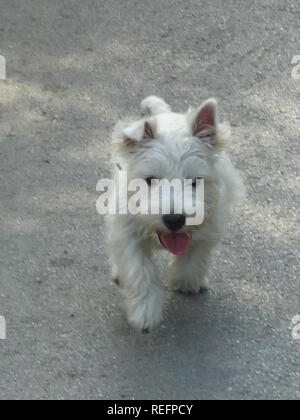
[0,0,299,400]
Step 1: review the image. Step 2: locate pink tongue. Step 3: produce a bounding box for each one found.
[159,233,190,256]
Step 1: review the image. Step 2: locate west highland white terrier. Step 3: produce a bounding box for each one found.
[107,96,244,332]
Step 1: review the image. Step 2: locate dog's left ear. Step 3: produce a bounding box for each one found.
[193,99,217,137]
[191,99,230,148]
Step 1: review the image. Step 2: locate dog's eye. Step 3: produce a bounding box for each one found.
[192,178,203,188]
[146,177,155,186]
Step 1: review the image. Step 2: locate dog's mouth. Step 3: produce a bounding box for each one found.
[157,232,190,256]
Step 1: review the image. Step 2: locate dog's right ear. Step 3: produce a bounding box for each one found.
[124,122,154,148]
[113,120,154,151]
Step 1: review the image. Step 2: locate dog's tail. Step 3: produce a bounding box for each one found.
[141,96,172,116]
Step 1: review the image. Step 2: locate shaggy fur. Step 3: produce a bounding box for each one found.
[107,96,244,332]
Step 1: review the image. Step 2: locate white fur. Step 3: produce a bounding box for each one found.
[107,96,244,332]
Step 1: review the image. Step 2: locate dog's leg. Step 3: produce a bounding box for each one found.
[108,221,164,331]
[141,96,172,116]
[167,241,215,294]
[118,244,164,331]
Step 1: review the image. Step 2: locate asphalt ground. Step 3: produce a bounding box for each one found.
[0,0,299,400]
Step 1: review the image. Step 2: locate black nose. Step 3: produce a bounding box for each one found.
[163,214,186,232]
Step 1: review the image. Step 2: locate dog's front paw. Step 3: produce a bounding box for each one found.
[126,285,164,332]
[168,273,209,295]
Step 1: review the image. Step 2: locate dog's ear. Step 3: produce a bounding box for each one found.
[193,99,217,136]
[123,121,154,148]
[191,99,229,148]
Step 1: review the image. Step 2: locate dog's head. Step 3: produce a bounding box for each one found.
[112,98,242,255]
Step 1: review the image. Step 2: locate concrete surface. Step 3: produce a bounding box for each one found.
[0,0,299,400]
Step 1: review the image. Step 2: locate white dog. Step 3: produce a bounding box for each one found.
[107,96,244,332]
